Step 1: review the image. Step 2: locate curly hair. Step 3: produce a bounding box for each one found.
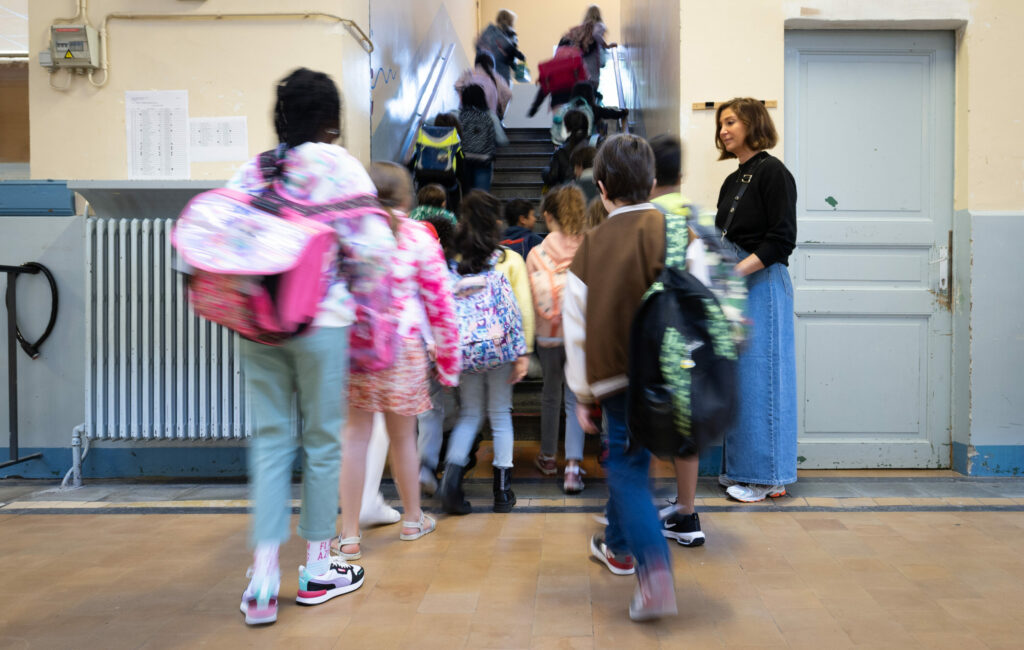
[540,185,586,236]
[273,68,341,148]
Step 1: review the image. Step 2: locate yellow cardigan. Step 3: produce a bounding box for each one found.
[494,248,535,355]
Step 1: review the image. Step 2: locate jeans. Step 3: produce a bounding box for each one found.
[243,326,348,545]
[445,364,514,468]
[602,393,671,572]
[465,159,494,192]
[722,263,797,486]
[537,345,584,461]
[416,372,446,472]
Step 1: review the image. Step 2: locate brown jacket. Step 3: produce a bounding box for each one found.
[563,204,666,403]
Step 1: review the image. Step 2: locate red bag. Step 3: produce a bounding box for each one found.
[537,46,588,96]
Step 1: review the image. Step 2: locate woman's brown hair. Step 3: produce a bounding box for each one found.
[496,9,516,30]
[715,97,778,161]
[540,185,586,236]
[368,161,413,236]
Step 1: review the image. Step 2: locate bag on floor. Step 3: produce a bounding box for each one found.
[450,253,526,373]
[627,211,740,458]
[412,125,461,186]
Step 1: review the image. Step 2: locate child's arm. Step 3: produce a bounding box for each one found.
[499,250,535,355]
[414,226,461,386]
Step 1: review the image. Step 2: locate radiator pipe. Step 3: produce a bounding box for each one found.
[61,424,86,489]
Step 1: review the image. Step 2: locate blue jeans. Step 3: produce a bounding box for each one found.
[602,393,672,572]
[417,372,445,472]
[445,364,514,468]
[537,345,585,461]
[723,263,797,485]
[242,326,348,545]
[466,159,493,192]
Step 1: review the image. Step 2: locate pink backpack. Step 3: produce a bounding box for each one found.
[529,245,571,338]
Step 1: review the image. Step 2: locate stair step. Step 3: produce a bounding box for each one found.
[494,153,552,168]
[493,169,544,184]
[490,185,544,200]
[505,128,551,142]
[501,141,555,155]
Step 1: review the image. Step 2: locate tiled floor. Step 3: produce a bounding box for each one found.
[2,507,1024,649]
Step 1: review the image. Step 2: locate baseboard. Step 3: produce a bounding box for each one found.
[952,442,1024,476]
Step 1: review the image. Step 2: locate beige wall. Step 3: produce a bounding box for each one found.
[619,0,1023,213]
[478,0,620,76]
[29,0,373,180]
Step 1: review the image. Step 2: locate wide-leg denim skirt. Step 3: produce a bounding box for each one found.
[722,262,798,486]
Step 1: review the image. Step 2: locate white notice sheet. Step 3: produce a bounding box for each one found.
[189,116,249,162]
[125,90,189,179]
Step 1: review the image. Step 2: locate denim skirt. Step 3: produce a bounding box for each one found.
[722,262,798,486]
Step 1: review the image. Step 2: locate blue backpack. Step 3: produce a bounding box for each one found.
[450,253,526,373]
[412,125,461,185]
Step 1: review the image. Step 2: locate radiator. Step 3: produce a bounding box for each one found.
[84,217,249,440]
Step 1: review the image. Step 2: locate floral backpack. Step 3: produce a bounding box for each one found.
[450,252,526,373]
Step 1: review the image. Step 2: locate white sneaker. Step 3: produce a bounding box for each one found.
[718,474,739,488]
[240,567,280,625]
[726,483,786,503]
[419,465,439,496]
[359,493,401,527]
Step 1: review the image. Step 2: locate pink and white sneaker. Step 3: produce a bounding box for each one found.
[240,568,280,626]
[296,557,365,605]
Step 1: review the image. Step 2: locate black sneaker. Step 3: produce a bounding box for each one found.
[658,504,706,547]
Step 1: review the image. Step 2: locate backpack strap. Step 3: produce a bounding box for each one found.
[720,154,768,242]
[651,201,690,272]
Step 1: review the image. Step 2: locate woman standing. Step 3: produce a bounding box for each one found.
[477,9,526,86]
[714,97,798,503]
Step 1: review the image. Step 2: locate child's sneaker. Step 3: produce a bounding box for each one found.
[629,568,678,622]
[534,453,557,476]
[726,483,786,503]
[239,568,280,626]
[589,534,635,575]
[563,465,585,494]
[658,506,706,547]
[296,557,365,606]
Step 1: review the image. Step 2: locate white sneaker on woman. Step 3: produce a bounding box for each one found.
[726,483,786,503]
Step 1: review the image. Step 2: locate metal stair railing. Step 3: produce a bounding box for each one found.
[398,42,457,164]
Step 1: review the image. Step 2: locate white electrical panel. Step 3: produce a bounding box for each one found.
[49,24,100,69]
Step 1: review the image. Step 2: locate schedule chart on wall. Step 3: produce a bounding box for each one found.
[125,90,189,179]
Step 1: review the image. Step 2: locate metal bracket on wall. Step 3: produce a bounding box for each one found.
[692,100,778,110]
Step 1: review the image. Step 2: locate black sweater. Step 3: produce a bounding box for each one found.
[715,151,797,268]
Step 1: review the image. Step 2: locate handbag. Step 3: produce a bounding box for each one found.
[514,61,531,83]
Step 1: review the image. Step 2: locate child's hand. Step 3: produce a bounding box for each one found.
[576,402,599,434]
[509,356,530,384]
[426,343,437,362]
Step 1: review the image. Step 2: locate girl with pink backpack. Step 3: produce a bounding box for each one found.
[227,69,395,626]
[527,185,590,493]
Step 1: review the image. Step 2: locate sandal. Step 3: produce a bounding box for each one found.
[331,534,362,561]
[399,513,436,541]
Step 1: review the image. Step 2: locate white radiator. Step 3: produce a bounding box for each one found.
[84,217,249,440]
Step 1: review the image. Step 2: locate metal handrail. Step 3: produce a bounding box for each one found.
[399,42,457,164]
[610,45,629,134]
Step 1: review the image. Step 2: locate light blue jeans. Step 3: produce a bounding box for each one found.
[242,326,348,545]
[602,393,672,573]
[444,363,514,468]
[722,263,798,486]
[417,372,445,472]
[537,345,585,461]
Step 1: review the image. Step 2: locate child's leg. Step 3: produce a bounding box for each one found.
[338,407,375,555]
[444,372,485,467]
[536,346,564,464]
[486,363,515,468]
[416,372,445,473]
[384,411,432,538]
[672,455,699,515]
[360,413,399,526]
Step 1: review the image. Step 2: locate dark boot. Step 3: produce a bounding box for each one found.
[493,467,516,513]
[439,462,472,515]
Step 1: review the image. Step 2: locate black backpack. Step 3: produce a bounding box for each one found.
[627,210,740,458]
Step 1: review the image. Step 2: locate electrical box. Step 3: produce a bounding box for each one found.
[49,24,100,69]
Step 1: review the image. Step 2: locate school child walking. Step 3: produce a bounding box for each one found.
[564,134,677,621]
[527,185,589,493]
[232,68,393,626]
[336,162,460,561]
[438,190,535,514]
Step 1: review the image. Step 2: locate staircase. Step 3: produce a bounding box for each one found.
[491,127,551,204]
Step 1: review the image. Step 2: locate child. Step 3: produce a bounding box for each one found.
[500,197,543,260]
[438,190,535,514]
[526,185,589,493]
[647,133,708,548]
[231,68,387,626]
[571,145,598,203]
[563,134,677,621]
[543,110,590,187]
[585,195,608,230]
[459,85,509,191]
[336,162,460,561]
[410,183,458,227]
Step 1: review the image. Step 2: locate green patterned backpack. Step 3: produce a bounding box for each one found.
[627,209,742,458]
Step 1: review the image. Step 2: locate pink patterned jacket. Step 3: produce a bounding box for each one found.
[390,215,461,387]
